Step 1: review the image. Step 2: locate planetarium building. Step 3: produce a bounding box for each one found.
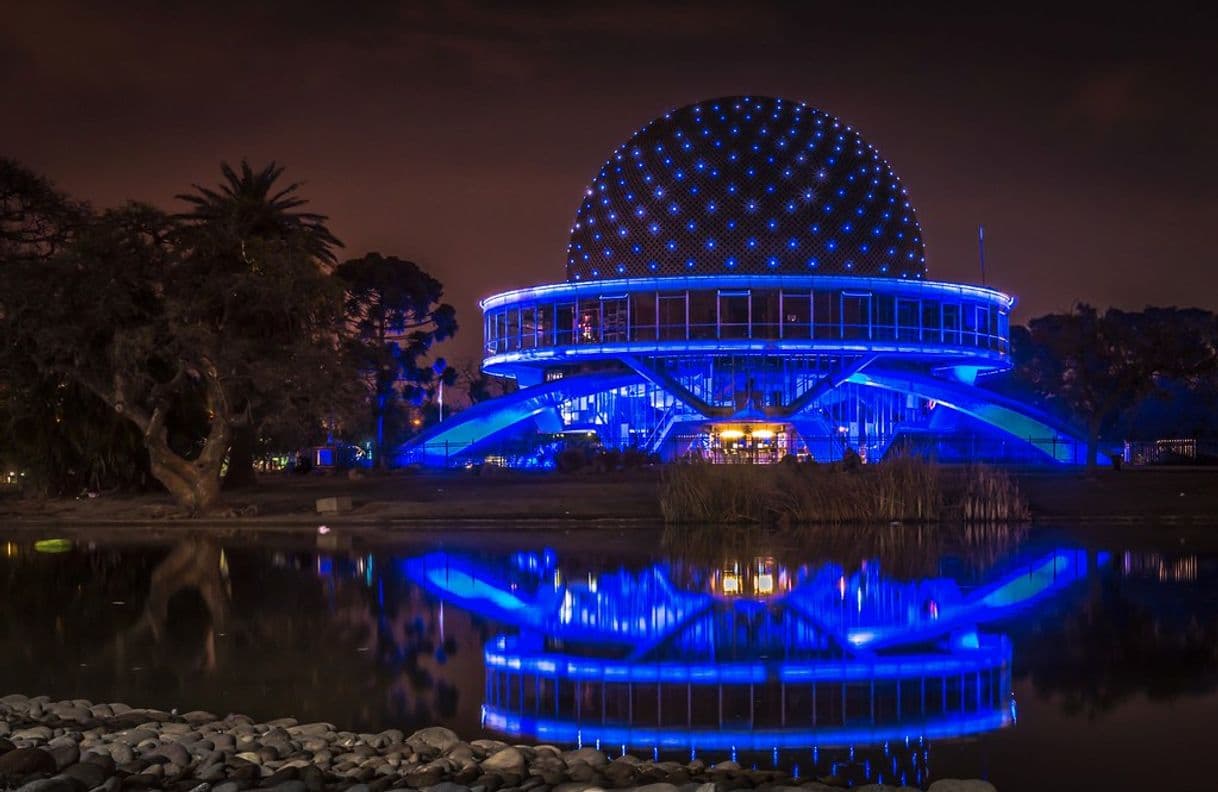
[400,96,1083,467]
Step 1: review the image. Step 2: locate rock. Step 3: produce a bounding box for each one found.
[12,726,53,742]
[236,751,263,765]
[47,742,79,770]
[470,741,509,758]
[926,783,997,792]
[1,694,30,705]
[300,765,325,792]
[266,782,307,792]
[51,706,92,723]
[60,761,109,789]
[0,738,15,755]
[316,496,352,514]
[481,749,526,775]
[424,784,471,792]
[408,727,460,755]
[0,747,57,775]
[563,749,608,769]
[633,785,678,792]
[14,777,76,792]
[711,762,741,772]
[82,752,114,773]
[213,782,244,792]
[564,764,600,784]
[287,723,334,738]
[108,743,133,765]
[551,784,604,792]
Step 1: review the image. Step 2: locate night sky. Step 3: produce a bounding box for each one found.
[4,2,1216,362]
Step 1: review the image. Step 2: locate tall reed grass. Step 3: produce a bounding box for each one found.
[658,457,1028,525]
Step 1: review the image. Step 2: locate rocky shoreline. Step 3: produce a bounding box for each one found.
[1,696,996,792]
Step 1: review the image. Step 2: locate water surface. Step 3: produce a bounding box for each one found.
[2,522,1215,791]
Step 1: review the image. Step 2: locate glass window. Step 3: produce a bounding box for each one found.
[813,290,838,339]
[841,293,871,339]
[719,290,750,339]
[897,299,920,342]
[922,300,941,343]
[753,289,781,339]
[601,297,628,342]
[943,303,961,345]
[506,307,521,350]
[577,298,599,344]
[658,293,687,341]
[963,301,979,346]
[631,292,657,341]
[536,303,554,347]
[873,295,895,341]
[689,291,716,340]
[521,305,538,349]
[783,291,811,340]
[555,302,575,346]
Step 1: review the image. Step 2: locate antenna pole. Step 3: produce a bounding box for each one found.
[978,224,987,285]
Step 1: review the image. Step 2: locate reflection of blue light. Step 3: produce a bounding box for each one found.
[482,709,1014,751]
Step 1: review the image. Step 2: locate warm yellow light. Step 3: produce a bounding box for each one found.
[720,430,745,440]
[722,573,740,593]
[755,573,774,594]
[752,430,775,439]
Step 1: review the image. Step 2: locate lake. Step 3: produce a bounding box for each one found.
[2,522,1215,791]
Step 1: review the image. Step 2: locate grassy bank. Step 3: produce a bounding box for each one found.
[659,457,1029,525]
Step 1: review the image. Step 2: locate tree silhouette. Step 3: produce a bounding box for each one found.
[336,253,456,467]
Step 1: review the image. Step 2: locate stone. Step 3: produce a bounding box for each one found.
[266,782,307,792]
[316,496,353,514]
[47,743,79,770]
[0,747,57,775]
[300,765,325,792]
[563,749,607,769]
[633,785,679,792]
[0,738,15,755]
[108,743,134,765]
[14,777,75,792]
[481,749,526,775]
[213,783,244,792]
[287,723,333,737]
[12,726,54,742]
[408,728,460,755]
[60,761,109,789]
[82,752,115,773]
[926,783,997,792]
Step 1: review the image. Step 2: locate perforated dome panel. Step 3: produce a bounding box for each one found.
[566,96,926,282]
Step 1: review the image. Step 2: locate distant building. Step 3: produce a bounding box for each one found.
[399,96,1082,467]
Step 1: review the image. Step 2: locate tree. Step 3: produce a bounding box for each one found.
[454,358,516,406]
[336,253,456,468]
[1011,304,1217,469]
[174,160,347,488]
[2,159,351,513]
[1,160,153,495]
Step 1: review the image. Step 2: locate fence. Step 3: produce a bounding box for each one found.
[393,432,1128,469]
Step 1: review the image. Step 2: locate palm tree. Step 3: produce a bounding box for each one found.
[175,161,346,489]
[175,159,342,264]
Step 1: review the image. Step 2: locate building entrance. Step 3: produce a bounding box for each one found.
[705,423,793,464]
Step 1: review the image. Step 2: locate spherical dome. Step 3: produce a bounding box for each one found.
[566,96,926,282]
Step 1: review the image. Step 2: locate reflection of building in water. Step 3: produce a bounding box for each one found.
[405,548,1095,786]
[1121,552,1198,583]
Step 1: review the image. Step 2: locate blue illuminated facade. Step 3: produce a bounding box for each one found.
[398,96,1084,467]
